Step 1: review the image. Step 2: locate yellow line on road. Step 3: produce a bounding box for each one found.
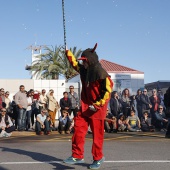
[104,136,133,141]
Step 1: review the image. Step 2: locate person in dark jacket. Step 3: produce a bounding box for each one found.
[110,91,121,117]
[141,111,154,132]
[60,92,72,116]
[135,89,142,121]
[155,105,168,131]
[140,89,152,116]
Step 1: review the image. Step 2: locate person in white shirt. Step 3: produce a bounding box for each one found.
[0,108,15,137]
[35,109,51,135]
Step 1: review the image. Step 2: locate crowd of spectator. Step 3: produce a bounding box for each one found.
[0,85,170,138]
[105,88,170,137]
[0,85,78,137]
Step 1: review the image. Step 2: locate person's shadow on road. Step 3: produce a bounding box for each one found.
[0,147,89,170]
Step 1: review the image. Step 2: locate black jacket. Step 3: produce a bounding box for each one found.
[60,98,72,113]
[140,94,151,111]
[110,97,120,117]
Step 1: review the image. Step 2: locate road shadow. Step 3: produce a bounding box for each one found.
[0,147,81,170]
[0,166,9,170]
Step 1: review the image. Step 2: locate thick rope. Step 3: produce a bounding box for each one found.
[62,0,67,49]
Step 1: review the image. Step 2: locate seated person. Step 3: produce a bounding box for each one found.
[46,115,55,131]
[155,105,168,131]
[58,110,71,134]
[126,109,141,132]
[118,113,127,132]
[141,111,155,132]
[35,109,51,135]
[0,108,15,137]
[104,108,117,133]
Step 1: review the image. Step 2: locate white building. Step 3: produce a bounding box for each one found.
[68,59,144,95]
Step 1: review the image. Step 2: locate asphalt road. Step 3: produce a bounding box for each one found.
[0,131,170,170]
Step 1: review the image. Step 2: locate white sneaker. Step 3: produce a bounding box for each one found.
[6,133,12,137]
[3,132,12,137]
[137,129,141,132]
[0,130,6,137]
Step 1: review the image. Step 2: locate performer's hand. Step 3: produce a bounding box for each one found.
[89,105,96,112]
[92,104,101,110]
[66,46,68,51]
[89,104,100,112]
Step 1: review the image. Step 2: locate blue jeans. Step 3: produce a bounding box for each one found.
[17,108,27,131]
[128,125,140,132]
[36,120,51,133]
[26,110,32,130]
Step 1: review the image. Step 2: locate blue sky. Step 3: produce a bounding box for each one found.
[0,0,170,84]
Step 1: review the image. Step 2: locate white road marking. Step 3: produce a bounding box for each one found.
[0,160,170,165]
[105,160,170,163]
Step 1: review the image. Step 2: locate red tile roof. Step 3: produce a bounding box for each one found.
[100,59,144,74]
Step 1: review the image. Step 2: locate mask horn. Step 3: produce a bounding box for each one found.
[91,43,97,53]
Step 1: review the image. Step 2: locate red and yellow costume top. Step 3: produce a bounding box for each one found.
[66,47,113,119]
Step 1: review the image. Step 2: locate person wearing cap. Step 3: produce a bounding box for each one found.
[63,44,113,169]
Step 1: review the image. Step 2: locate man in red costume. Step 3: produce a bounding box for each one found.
[63,44,113,169]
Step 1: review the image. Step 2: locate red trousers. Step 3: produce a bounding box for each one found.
[72,113,104,160]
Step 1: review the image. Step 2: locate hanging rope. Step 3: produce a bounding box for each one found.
[62,0,67,49]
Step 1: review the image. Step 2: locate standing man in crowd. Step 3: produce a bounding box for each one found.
[60,92,72,116]
[68,85,79,117]
[63,44,113,169]
[15,85,28,131]
[140,89,152,117]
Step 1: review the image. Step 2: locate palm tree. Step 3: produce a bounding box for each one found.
[28,45,82,80]
[29,46,64,79]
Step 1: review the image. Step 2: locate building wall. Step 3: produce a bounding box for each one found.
[110,73,144,95]
[67,73,144,95]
